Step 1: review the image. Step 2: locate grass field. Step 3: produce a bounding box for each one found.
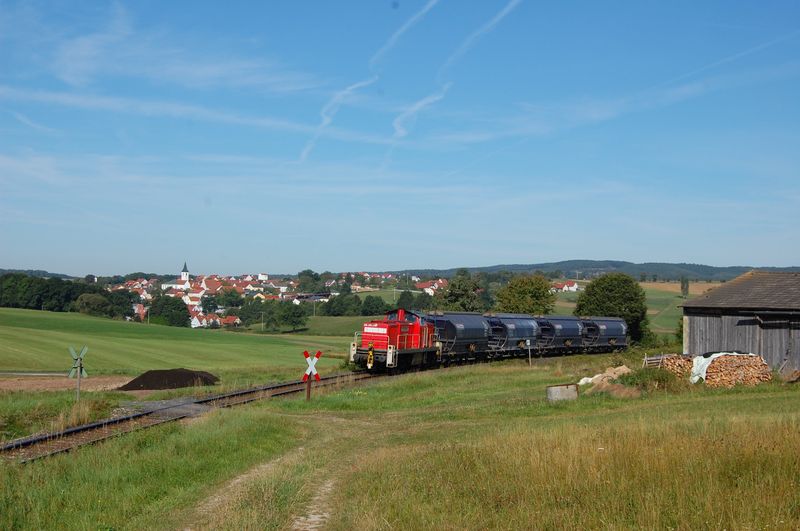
[2,351,798,529]
[0,308,348,375]
[354,287,422,304]
[246,314,377,337]
[0,308,352,441]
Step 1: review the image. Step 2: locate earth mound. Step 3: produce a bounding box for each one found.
[119,368,219,391]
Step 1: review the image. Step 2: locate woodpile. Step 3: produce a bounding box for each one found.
[703,355,772,388]
[661,355,693,377]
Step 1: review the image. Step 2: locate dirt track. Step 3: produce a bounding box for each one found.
[0,375,132,392]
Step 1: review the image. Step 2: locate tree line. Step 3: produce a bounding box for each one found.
[0,273,136,318]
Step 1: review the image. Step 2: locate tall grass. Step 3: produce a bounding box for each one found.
[332,417,800,529]
[0,407,299,530]
[0,390,124,442]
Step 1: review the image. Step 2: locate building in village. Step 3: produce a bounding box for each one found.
[682,271,800,371]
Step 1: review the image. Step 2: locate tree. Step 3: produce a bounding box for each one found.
[436,269,485,312]
[680,276,689,298]
[201,295,219,314]
[280,302,308,331]
[362,295,388,316]
[105,290,137,318]
[396,290,415,309]
[75,293,111,317]
[297,269,324,293]
[413,292,435,310]
[149,296,191,327]
[574,273,649,342]
[639,272,647,282]
[494,274,556,315]
[217,289,242,308]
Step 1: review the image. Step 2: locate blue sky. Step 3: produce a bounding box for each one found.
[1,1,798,276]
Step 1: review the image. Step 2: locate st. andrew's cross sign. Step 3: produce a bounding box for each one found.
[302,350,322,382]
[302,350,322,401]
[68,345,88,401]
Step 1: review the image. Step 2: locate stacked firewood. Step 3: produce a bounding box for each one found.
[704,355,772,388]
[661,355,693,377]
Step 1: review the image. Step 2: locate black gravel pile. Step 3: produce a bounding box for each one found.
[119,368,219,390]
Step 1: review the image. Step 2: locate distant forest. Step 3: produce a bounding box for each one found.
[0,268,73,279]
[392,260,800,282]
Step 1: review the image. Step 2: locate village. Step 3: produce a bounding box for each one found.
[111,263,584,329]
[112,263,479,329]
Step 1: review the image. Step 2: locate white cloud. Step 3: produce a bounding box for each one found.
[8,111,57,134]
[437,0,522,83]
[369,0,441,70]
[0,85,392,146]
[392,83,452,138]
[300,0,442,161]
[49,3,320,93]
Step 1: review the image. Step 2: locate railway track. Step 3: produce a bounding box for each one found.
[1,371,379,463]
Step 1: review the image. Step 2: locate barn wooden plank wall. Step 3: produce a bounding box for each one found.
[684,312,800,371]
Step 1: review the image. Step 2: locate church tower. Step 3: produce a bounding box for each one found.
[181,261,189,281]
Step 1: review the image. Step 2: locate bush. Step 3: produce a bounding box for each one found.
[616,368,680,393]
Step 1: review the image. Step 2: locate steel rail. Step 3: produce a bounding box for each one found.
[1,370,377,463]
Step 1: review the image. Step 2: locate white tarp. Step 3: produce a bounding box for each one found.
[690,352,757,384]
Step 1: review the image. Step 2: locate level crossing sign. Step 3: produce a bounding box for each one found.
[302,350,322,382]
[67,345,88,402]
[68,346,88,379]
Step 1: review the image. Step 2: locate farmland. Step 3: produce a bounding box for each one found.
[0,308,349,441]
[2,354,799,529]
[0,308,347,376]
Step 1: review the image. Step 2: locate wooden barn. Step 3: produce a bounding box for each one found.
[682,271,800,372]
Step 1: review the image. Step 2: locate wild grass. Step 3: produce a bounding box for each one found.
[2,348,799,529]
[332,418,800,530]
[0,407,300,530]
[0,390,126,442]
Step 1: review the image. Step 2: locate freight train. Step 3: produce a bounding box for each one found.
[349,308,628,371]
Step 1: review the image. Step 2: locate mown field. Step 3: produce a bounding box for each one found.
[0,308,348,375]
[2,352,798,530]
[247,314,377,337]
[0,308,351,441]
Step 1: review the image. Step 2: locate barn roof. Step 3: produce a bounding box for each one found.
[682,271,800,311]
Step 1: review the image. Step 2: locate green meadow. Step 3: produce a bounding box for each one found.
[0,308,348,375]
[2,354,798,529]
[0,308,352,441]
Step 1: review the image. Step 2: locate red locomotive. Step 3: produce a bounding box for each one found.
[350,308,440,370]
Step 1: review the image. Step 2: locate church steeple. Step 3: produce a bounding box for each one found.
[181,261,189,281]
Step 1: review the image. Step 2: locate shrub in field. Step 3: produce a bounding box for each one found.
[616,367,681,392]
